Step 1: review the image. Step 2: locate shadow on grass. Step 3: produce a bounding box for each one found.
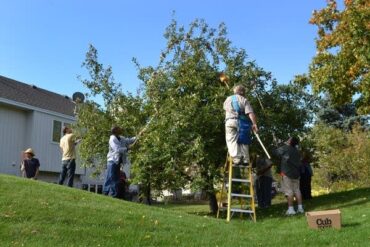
[255,187,370,221]
[154,187,370,222]
[342,222,361,228]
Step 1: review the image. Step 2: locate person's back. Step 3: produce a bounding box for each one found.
[255,157,273,208]
[275,144,301,179]
[256,157,273,177]
[273,137,304,215]
[223,84,258,166]
[223,94,253,120]
[60,133,76,160]
[58,127,78,187]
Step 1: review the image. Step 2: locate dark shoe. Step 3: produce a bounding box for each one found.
[242,162,249,167]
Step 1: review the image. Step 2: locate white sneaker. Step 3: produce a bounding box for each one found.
[286,208,296,215]
[297,208,304,213]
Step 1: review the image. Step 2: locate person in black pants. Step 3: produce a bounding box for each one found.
[103,126,136,198]
[300,152,313,200]
[58,127,80,187]
[255,157,273,208]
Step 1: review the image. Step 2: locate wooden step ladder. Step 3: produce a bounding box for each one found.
[217,154,256,222]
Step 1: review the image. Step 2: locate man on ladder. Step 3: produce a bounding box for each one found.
[224,84,258,166]
[222,84,258,221]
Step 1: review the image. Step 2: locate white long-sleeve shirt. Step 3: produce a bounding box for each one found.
[107,135,136,163]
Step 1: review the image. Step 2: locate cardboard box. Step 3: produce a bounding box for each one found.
[306,209,341,229]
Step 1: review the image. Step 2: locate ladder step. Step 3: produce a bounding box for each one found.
[230,208,255,214]
[231,178,250,183]
[230,193,252,198]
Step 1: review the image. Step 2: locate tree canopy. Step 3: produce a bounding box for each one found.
[76,19,316,213]
[308,0,370,114]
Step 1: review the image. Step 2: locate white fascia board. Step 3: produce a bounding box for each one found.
[0,97,76,121]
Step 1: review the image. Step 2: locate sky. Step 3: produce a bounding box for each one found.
[0,0,329,98]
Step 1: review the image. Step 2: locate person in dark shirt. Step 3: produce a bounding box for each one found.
[273,137,304,215]
[300,151,313,200]
[21,148,40,179]
[117,171,128,200]
[255,156,273,208]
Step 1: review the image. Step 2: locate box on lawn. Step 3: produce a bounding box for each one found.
[306,209,341,229]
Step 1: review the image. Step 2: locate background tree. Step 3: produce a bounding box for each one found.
[308,0,370,114]
[305,95,369,192]
[315,99,369,131]
[310,123,370,191]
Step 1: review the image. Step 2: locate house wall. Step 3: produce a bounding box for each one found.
[29,111,84,175]
[0,104,28,176]
[0,102,84,179]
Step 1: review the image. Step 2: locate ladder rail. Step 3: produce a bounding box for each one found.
[226,155,233,222]
[216,154,230,219]
[249,164,257,222]
[226,153,256,222]
[218,152,257,222]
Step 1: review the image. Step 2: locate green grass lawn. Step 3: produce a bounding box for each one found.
[0,174,369,247]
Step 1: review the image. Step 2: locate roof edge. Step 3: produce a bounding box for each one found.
[0,97,76,121]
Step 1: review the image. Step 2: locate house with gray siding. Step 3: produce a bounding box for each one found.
[0,75,88,186]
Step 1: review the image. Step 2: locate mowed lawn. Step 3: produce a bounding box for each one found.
[0,174,369,247]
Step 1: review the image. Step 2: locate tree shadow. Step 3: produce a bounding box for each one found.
[342,222,361,228]
[256,187,370,221]
[154,187,370,222]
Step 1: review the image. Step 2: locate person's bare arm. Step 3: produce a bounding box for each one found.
[249,112,258,133]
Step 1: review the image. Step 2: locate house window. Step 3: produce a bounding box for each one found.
[52,120,62,142]
[52,121,73,143]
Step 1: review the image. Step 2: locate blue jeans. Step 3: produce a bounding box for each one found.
[58,159,76,187]
[103,161,120,198]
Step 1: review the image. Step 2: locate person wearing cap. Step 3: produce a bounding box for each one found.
[223,84,258,166]
[21,148,40,179]
[273,136,304,215]
[58,126,80,187]
[103,126,136,198]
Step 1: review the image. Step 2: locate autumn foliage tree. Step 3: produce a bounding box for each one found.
[308,0,370,114]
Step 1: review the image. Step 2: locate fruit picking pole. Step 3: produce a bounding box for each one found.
[130,111,158,147]
[253,131,271,160]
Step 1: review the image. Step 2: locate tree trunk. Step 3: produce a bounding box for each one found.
[207,191,218,215]
[202,172,218,215]
[145,182,152,205]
